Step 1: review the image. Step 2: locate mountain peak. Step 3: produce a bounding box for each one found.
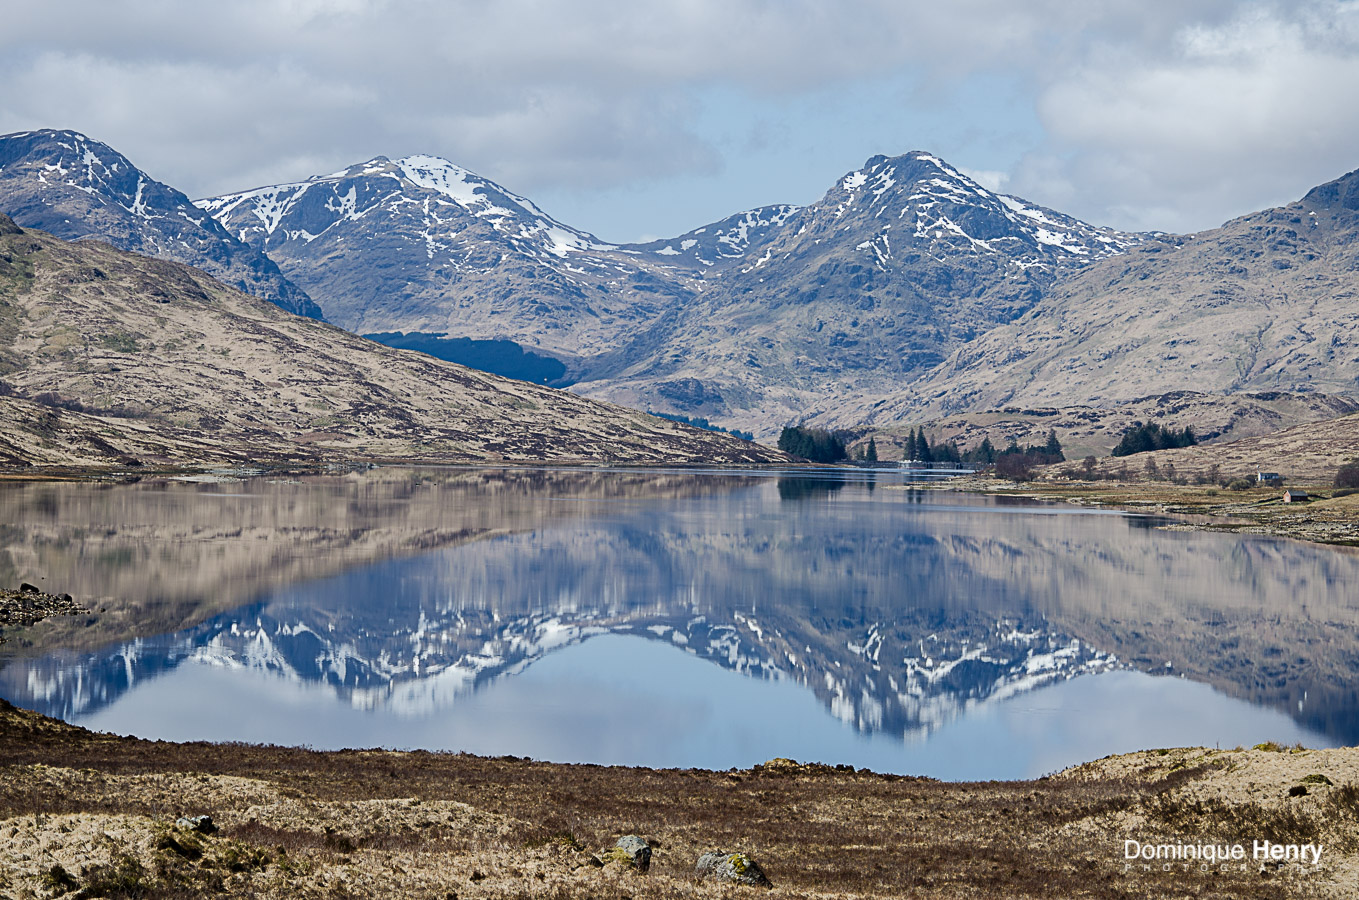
[0,130,138,198]
[203,152,608,257]
[814,149,1141,266]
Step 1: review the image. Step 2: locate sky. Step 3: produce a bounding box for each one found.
[3,0,1359,243]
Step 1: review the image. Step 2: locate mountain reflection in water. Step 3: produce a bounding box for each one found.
[1,467,1356,773]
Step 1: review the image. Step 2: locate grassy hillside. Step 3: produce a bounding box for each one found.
[0,215,785,470]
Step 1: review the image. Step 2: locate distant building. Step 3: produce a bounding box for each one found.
[1283,489,1309,503]
[1257,471,1282,484]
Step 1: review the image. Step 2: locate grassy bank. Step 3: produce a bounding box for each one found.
[1,701,1355,899]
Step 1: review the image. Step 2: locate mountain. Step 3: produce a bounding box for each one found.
[573,152,1144,435]
[0,130,320,319]
[880,165,1359,417]
[36,134,1359,443]
[0,214,786,469]
[199,155,698,366]
[200,151,1142,433]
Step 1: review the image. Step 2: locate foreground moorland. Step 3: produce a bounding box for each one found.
[0,699,1356,899]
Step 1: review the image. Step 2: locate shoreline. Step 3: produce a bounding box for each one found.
[0,699,1353,898]
[934,473,1359,549]
[8,461,1359,548]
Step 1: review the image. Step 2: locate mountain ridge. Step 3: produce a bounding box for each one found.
[201,148,1145,437]
[17,127,1359,447]
[573,151,1147,435]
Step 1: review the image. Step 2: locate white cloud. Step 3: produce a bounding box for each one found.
[1013,1,1359,231]
[1,0,1357,235]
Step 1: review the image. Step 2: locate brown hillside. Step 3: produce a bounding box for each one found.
[0,215,786,470]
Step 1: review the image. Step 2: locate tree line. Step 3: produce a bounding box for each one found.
[778,423,1070,480]
[651,411,754,441]
[905,426,1063,477]
[777,426,848,463]
[1111,422,1197,456]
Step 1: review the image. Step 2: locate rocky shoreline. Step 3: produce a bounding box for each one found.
[0,585,87,644]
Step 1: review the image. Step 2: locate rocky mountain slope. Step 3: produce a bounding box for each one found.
[0,214,784,469]
[884,165,1359,417]
[573,152,1143,435]
[99,134,1359,444]
[623,204,802,271]
[0,130,320,318]
[200,155,697,364]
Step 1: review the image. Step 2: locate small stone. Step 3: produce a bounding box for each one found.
[695,850,770,886]
[175,814,217,834]
[601,835,651,873]
[19,583,40,594]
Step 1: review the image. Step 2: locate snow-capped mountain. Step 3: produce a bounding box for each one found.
[201,154,611,260]
[574,152,1146,435]
[0,130,321,318]
[842,152,1139,265]
[197,149,1142,415]
[199,155,697,360]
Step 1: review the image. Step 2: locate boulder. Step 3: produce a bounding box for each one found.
[695,850,770,886]
[600,834,651,872]
[175,814,218,834]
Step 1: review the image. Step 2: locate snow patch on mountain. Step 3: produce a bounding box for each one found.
[624,204,801,268]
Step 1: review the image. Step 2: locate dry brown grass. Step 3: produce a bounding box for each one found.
[2,700,1353,899]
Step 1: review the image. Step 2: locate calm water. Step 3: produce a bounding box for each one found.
[1,466,1355,780]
